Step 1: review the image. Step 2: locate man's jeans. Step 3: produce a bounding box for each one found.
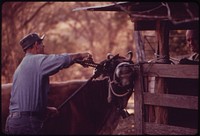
[5,114,43,135]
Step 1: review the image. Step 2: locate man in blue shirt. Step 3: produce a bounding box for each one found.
[5,32,92,134]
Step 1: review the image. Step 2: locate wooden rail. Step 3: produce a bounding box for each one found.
[142,63,199,79]
[144,93,198,110]
[134,63,198,135]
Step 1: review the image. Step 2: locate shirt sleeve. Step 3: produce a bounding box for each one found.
[38,53,72,76]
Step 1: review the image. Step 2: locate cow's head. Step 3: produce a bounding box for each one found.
[102,52,135,117]
[75,51,136,119]
[114,62,135,89]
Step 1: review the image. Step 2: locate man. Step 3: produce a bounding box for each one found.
[179,29,199,64]
[168,29,199,129]
[5,32,92,134]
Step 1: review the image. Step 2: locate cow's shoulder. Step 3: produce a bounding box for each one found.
[48,80,87,106]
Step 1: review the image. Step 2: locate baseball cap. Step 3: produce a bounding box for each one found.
[19,32,45,50]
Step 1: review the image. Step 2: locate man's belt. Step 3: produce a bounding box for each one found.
[9,111,45,119]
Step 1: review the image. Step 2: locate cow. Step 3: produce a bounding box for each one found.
[1,52,135,135]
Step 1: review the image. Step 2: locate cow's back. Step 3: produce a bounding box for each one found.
[48,80,87,107]
[1,83,12,133]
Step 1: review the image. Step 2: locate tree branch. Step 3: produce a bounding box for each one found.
[19,2,53,30]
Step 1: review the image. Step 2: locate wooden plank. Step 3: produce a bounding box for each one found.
[134,64,144,134]
[144,92,198,110]
[144,122,198,135]
[134,20,199,30]
[134,20,156,30]
[142,63,199,79]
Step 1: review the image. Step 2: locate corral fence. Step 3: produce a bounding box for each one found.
[134,63,198,135]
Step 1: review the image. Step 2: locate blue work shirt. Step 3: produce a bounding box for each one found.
[9,53,72,113]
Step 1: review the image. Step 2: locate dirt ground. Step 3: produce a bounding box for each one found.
[112,95,135,135]
[112,114,135,135]
[110,94,135,134]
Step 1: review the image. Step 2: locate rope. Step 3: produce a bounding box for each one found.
[109,80,131,97]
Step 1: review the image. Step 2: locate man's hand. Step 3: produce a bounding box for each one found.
[46,106,59,118]
[69,52,93,67]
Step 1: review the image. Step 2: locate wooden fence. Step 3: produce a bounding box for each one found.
[134,63,198,135]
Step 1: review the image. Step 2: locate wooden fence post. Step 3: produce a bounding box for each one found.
[154,20,170,124]
[134,64,144,134]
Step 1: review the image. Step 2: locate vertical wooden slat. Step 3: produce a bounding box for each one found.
[156,21,170,63]
[134,64,144,134]
[147,76,156,123]
[134,31,145,63]
[153,21,170,124]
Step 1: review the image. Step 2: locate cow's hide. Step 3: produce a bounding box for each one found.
[1,79,132,135]
[1,83,12,133]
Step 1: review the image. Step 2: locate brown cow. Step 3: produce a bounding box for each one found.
[45,78,133,135]
[1,79,133,135]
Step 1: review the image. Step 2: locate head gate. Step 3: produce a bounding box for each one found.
[114,62,135,88]
[107,61,135,104]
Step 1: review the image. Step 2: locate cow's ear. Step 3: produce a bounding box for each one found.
[127,51,133,61]
[107,53,114,59]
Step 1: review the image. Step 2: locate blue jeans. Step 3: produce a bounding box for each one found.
[5,114,43,135]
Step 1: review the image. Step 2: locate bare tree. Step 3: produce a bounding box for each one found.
[2,2,133,83]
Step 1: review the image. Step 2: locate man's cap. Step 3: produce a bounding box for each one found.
[20,32,45,50]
